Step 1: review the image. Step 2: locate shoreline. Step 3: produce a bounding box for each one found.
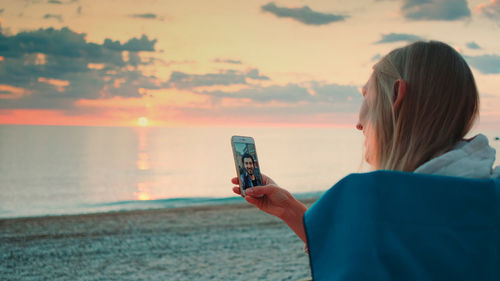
[1,198,317,280]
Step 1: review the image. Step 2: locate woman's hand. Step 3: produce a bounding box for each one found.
[231,175,308,243]
[231,175,294,219]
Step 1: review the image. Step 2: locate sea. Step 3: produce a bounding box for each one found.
[0,125,498,218]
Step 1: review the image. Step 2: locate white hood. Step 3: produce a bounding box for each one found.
[414,134,500,179]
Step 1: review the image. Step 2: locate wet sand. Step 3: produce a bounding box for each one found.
[0,199,316,280]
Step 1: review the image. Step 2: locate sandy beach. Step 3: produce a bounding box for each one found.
[0,198,316,281]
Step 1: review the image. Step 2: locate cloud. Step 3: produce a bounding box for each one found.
[167,69,269,89]
[0,26,365,124]
[167,71,245,89]
[0,27,161,110]
[47,0,78,4]
[130,13,158,19]
[401,0,471,20]
[312,82,362,105]
[206,84,311,103]
[23,0,42,5]
[156,81,362,126]
[159,59,196,67]
[466,41,481,49]
[375,33,423,44]
[0,27,125,62]
[202,82,361,110]
[103,35,157,52]
[246,69,269,80]
[214,58,242,64]
[371,54,382,62]
[43,14,63,22]
[102,70,163,98]
[476,0,500,20]
[0,84,32,99]
[261,2,347,25]
[464,54,500,74]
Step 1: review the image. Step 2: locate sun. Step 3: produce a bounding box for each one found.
[138,117,149,127]
[137,193,151,201]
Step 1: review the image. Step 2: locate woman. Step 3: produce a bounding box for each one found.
[231,41,500,244]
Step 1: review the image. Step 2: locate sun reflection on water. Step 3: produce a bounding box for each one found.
[134,128,154,200]
[137,152,150,170]
[134,181,155,201]
[136,128,151,170]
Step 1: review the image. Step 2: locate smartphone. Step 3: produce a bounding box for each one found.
[231,135,263,197]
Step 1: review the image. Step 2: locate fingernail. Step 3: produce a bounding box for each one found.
[245,188,254,194]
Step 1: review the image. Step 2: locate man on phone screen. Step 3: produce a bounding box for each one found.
[240,153,262,189]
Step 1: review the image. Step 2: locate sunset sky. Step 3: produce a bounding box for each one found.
[0,0,499,128]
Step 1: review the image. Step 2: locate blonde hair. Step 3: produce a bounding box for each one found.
[368,41,479,171]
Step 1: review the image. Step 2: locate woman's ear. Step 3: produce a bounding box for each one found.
[393,79,406,112]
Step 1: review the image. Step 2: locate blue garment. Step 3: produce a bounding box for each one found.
[304,171,500,281]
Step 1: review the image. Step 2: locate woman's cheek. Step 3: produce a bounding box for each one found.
[358,100,369,129]
[364,128,378,166]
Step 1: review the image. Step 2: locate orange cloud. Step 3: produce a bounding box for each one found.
[35,53,47,65]
[113,78,126,88]
[88,63,106,70]
[191,84,252,93]
[0,84,32,99]
[476,0,499,11]
[38,77,70,92]
[475,0,500,18]
[76,88,210,109]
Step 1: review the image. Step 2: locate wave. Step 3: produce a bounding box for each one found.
[86,190,323,211]
[0,191,324,219]
[85,196,246,209]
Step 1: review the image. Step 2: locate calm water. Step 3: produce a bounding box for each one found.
[0,125,368,218]
[1,125,498,218]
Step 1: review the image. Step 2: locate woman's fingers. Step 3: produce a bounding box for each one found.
[232,177,242,195]
[231,176,275,197]
[232,186,241,195]
[233,175,273,185]
[231,177,239,185]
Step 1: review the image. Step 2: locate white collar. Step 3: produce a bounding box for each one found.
[414,134,499,179]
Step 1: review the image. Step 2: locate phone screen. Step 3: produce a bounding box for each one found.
[231,136,263,195]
